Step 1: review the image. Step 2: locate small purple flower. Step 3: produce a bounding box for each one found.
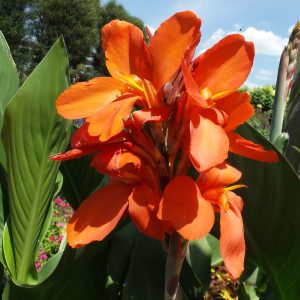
[35,261,41,271]
[58,235,64,242]
[49,235,56,241]
[40,253,48,261]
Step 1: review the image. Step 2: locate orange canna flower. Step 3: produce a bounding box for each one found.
[51,11,280,282]
[180,34,278,172]
[56,11,201,142]
[197,163,246,279]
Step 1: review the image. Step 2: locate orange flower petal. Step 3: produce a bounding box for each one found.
[91,145,142,183]
[129,184,164,240]
[71,123,100,149]
[67,182,132,248]
[228,132,279,162]
[215,92,254,132]
[158,176,215,240]
[132,105,172,125]
[149,11,201,90]
[197,163,241,190]
[182,51,207,107]
[102,20,151,80]
[193,34,254,95]
[220,200,245,279]
[56,77,126,119]
[86,95,138,141]
[190,110,229,172]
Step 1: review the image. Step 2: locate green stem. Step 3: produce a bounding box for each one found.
[270,47,288,143]
[164,232,188,300]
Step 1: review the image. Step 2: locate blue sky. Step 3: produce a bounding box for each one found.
[103,0,300,88]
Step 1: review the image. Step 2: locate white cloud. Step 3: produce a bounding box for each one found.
[255,69,276,81]
[242,27,288,56]
[199,27,287,57]
[288,25,294,34]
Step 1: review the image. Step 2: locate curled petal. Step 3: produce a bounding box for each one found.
[215,92,254,132]
[87,95,138,141]
[56,77,126,119]
[102,20,151,80]
[158,176,214,240]
[197,162,241,190]
[190,110,229,172]
[149,11,201,90]
[132,105,172,125]
[67,183,132,248]
[228,132,279,162]
[92,146,142,183]
[129,184,164,240]
[193,34,254,95]
[220,198,245,279]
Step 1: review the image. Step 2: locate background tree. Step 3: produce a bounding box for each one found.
[0,0,30,80]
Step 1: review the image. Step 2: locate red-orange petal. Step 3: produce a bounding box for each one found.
[50,147,98,161]
[86,95,138,141]
[158,176,215,240]
[149,11,201,90]
[220,199,245,279]
[71,123,100,149]
[102,20,151,80]
[190,110,229,172]
[56,77,126,119]
[129,184,164,240]
[67,182,132,248]
[197,162,241,191]
[193,34,254,95]
[228,132,279,162]
[132,105,172,125]
[215,92,254,132]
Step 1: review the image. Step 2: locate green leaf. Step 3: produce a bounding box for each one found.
[229,123,300,300]
[0,31,19,132]
[60,151,107,209]
[1,37,72,286]
[2,243,108,300]
[122,234,166,300]
[105,223,138,299]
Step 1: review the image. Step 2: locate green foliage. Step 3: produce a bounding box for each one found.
[1,37,72,286]
[28,0,99,69]
[0,1,28,80]
[230,124,300,300]
[249,85,275,112]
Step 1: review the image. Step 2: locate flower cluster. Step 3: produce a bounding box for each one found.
[52,11,278,279]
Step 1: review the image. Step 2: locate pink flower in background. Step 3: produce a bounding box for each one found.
[54,198,63,205]
[56,222,65,227]
[49,235,56,241]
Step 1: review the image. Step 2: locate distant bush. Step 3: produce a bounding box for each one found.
[249,85,275,112]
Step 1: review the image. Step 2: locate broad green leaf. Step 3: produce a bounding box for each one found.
[60,151,106,209]
[105,223,138,299]
[0,31,19,132]
[2,243,108,300]
[122,234,166,300]
[2,37,72,286]
[229,124,300,300]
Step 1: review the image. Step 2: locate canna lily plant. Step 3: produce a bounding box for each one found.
[2,7,300,300]
[51,11,279,299]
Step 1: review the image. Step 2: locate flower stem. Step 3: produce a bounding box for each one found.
[164,232,189,300]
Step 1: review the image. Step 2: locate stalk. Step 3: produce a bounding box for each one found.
[164,232,189,300]
[270,21,300,142]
